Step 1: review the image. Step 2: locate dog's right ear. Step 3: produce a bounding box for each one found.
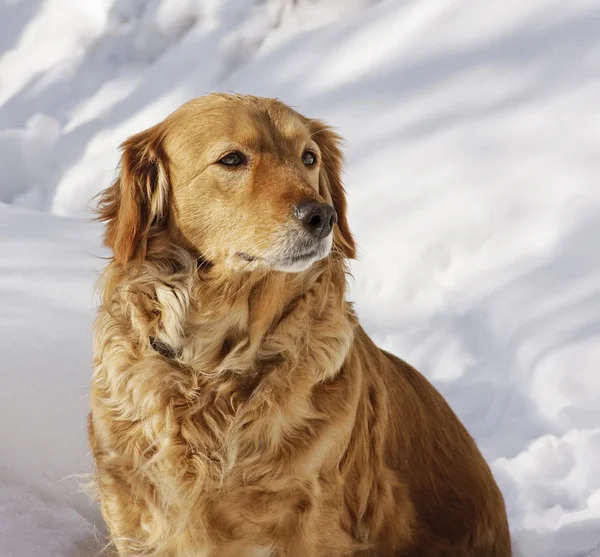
[95,125,169,265]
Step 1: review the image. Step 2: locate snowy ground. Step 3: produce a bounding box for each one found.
[1,1,599,556]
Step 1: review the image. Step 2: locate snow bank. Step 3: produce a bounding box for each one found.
[1,0,599,555]
[0,204,105,556]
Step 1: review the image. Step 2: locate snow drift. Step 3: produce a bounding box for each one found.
[1,0,599,555]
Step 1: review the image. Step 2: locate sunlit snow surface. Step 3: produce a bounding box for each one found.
[1,1,599,555]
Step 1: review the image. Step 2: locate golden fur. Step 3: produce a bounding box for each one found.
[89,94,511,556]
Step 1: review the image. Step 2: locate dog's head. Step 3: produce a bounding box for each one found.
[97,94,355,272]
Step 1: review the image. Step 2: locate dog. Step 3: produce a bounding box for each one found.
[89,93,511,556]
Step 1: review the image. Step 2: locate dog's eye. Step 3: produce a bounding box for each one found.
[302,150,317,166]
[218,151,245,167]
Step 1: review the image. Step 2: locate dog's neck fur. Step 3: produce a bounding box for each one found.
[96,248,357,484]
[93,244,367,553]
[102,247,352,370]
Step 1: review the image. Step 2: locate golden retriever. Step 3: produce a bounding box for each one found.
[89,93,511,557]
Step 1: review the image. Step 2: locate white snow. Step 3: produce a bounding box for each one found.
[0,204,104,556]
[1,1,599,556]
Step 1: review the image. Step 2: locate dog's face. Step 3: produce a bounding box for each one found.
[98,94,355,271]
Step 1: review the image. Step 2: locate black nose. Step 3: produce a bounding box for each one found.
[294,201,337,239]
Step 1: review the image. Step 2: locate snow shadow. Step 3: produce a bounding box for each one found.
[298,3,600,111]
[0,0,43,56]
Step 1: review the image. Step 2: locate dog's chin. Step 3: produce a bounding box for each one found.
[274,235,333,273]
[231,236,333,273]
[267,235,333,274]
[270,253,323,273]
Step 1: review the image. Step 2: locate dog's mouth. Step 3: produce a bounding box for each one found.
[236,237,331,272]
[237,248,319,264]
[279,247,321,264]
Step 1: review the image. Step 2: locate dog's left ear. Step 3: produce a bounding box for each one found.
[309,120,356,259]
